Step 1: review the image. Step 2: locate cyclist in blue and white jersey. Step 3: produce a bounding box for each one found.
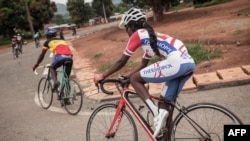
[93,7,196,138]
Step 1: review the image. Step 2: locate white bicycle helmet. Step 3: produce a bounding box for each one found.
[118,7,147,29]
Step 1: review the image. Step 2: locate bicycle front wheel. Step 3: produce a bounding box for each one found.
[86,104,138,141]
[64,79,83,115]
[171,103,242,141]
[37,77,53,109]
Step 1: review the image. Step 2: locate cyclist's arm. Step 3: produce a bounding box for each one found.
[103,54,130,78]
[34,48,47,66]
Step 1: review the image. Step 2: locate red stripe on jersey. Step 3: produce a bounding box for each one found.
[159,35,168,40]
[125,49,133,56]
[179,45,184,51]
[170,38,176,46]
[126,31,142,52]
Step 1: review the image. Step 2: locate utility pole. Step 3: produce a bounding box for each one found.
[24,0,35,36]
[101,0,108,23]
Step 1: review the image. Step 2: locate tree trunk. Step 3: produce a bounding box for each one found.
[147,0,164,22]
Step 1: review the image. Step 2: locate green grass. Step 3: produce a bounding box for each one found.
[92,53,103,59]
[232,30,242,35]
[98,60,140,72]
[237,7,250,14]
[187,43,221,64]
[195,0,232,8]
[169,4,192,11]
[98,62,113,72]
[125,60,139,67]
[148,43,221,65]
[0,36,11,46]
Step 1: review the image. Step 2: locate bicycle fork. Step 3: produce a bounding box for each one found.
[105,98,125,138]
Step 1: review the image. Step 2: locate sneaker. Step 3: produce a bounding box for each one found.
[153,109,169,138]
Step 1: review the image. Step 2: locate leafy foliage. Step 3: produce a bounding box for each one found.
[67,0,95,25]
[92,0,115,20]
[0,0,56,37]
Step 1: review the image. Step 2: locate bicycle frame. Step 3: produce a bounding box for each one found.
[89,71,243,141]
[35,64,83,115]
[106,86,160,141]
[106,87,215,141]
[57,69,70,98]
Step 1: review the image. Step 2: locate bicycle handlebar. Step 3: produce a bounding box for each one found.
[99,76,130,95]
[33,64,51,75]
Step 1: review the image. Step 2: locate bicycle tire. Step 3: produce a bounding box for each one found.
[13,48,18,59]
[170,103,243,141]
[64,79,83,115]
[37,77,53,109]
[86,104,138,141]
[18,44,22,53]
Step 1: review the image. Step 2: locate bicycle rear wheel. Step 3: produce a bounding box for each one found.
[171,103,242,141]
[37,77,53,109]
[64,79,83,115]
[86,104,138,141]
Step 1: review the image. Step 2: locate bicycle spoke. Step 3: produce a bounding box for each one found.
[86,104,138,141]
[172,103,242,141]
[64,79,83,115]
[37,77,53,109]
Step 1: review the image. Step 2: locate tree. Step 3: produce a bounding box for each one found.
[122,0,178,22]
[29,0,57,32]
[0,0,57,37]
[67,0,94,26]
[51,14,66,25]
[145,0,163,22]
[92,0,115,21]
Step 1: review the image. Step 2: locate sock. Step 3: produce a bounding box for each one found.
[145,99,158,116]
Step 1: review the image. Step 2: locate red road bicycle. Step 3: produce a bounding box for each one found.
[86,72,242,141]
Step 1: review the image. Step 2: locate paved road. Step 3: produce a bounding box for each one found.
[0,25,249,141]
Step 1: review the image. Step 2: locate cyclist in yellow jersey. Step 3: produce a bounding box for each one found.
[32,28,73,91]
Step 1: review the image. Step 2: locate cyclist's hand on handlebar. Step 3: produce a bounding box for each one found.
[93,73,104,85]
[32,64,38,71]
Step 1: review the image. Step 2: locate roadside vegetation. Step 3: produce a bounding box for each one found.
[194,0,232,8]
[95,43,220,72]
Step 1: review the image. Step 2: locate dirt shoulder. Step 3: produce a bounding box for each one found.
[72,0,250,75]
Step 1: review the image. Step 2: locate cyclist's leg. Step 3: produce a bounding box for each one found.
[51,55,73,90]
[64,59,73,78]
[160,63,195,101]
[11,44,15,53]
[50,55,64,90]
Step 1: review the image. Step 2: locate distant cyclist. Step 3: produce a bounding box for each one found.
[93,7,196,138]
[34,32,40,47]
[16,34,23,53]
[32,28,74,95]
[10,35,17,53]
